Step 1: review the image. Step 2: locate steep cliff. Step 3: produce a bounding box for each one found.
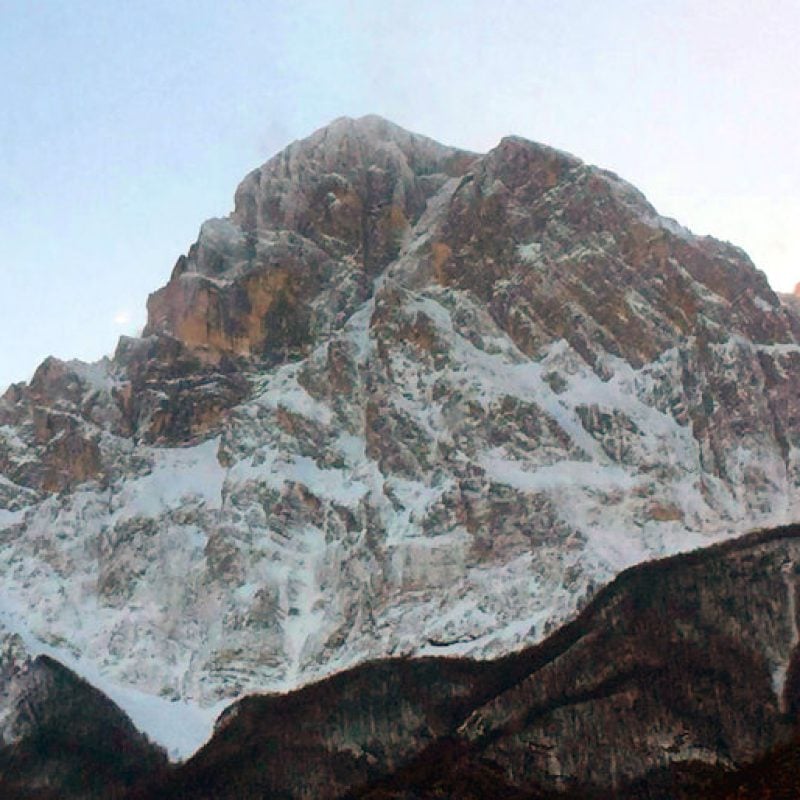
[1,116,799,754]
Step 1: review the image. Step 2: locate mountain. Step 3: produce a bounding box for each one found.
[1,115,799,758]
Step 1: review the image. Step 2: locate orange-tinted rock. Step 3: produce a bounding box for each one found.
[143,118,476,365]
[146,267,305,360]
[113,333,250,444]
[432,138,798,369]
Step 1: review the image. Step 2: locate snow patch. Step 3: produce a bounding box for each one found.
[517,241,543,262]
[229,447,368,508]
[111,438,225,522]
[255,362,334,425]
[0,508,24,526]
[754,295,775,313]
[67,359,118,393]
[481,453,639,493]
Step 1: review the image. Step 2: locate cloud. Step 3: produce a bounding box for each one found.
[113,309,132,326]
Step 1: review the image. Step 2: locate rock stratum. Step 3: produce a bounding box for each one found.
[1,115,799,765]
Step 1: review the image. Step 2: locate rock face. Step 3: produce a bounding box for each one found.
[149,525,800,799]
[1,115,800,744]
[145,116,473,362]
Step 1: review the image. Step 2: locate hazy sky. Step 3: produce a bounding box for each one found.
[2,0,799,390]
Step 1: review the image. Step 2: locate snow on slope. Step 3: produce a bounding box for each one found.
[0,605,225,760]
[1,117,800,761]
[1,283,797,761]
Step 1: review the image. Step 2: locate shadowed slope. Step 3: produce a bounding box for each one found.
[145,525,800,799]
[0,654,167,799]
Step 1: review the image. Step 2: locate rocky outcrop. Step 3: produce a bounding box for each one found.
[0,358,112,494]
[112,334,250,443]
[145,116,476,363]
[779,281,800,315]
[1,116,799,742]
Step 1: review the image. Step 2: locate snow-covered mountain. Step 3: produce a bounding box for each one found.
[1,115,799,757]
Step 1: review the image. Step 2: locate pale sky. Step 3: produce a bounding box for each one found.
[2,0,798,390]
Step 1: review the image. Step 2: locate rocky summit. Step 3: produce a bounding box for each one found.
[1,115,799,762]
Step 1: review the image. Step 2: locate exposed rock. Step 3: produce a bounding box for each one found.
[779,281,800,315]
[113,334,250,443]
[0,116,799,751]
[145,116,476,362]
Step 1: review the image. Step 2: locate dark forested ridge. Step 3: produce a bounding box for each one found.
[0,655,167,799]
[0,523,783,799]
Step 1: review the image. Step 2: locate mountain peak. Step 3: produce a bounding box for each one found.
[2,117,800,757]
[140,113,796,405]
[271,113,476,177]
[143,117,478,362]
[306,113,470,152]
[317,112,423,137]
